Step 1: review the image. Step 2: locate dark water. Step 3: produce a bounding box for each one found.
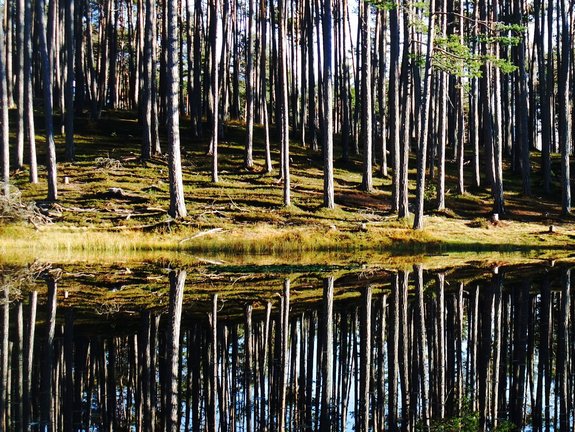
[0,261,574,431]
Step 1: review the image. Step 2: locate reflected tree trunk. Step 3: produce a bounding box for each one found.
[359,284,372,432]
[209,293,218,432]
[40,276,57,432]
[415,265,430,425]
[166,270,186,432]
[23,291,37,429]
[278,279,290,431]
[245,304,253,431]
[320,277,334,431]
[558,269,571,430]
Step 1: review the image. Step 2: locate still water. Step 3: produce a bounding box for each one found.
[0,258,573,431]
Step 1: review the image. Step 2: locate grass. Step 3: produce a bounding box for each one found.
[2,109,575,254]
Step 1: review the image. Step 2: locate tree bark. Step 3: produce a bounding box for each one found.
[245,0,255,169]
[278,0,290,206]
[37,0,59,201]
[167,0,187,218]
[64,0,75,161]
[360,2,372,192]
[210,0,220,183]
[0,5,9,196]
[413,0,436,229]
[322,0,335,208]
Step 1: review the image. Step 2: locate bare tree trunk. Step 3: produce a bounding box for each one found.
[360,2,372,192]
[23,0,36,183]
[14,0,24,169]
[559,0,572,215]
[413,0,436,229]
[64,0,75,161]
[245,0,255,169]
[260,0,272,173]
[0,2,10,195]
[322,0,334,208]
[141,0,154,160]
[278,0,290,206]
[4,0,14,107]
[210,0,220,183]
[37,0,59,201]
[167,0,187,218]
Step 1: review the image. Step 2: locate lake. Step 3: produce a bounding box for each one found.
[0,253,573,431]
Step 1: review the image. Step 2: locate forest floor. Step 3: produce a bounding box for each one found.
[2,109,575,255]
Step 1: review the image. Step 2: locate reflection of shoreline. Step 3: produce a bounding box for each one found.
[1,260,572,324]
[1,264,572,431]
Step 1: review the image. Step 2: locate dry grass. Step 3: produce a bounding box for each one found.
[2,110,575,254]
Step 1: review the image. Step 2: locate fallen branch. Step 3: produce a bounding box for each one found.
[179,228,226,244]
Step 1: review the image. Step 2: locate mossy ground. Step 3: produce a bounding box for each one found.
[2,109,575,254]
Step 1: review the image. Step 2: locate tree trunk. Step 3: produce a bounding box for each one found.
[322,0,334,208]
[245,0,255,169]
[0,6,9,196]
[360,2,372,192]
[167,0,187,218]
[23,0,36,183]
[210,0,220,183]
[15,0,24,169]
[37,0,59,201]
[413,0,436,229]
[389,2,400,211]
[64,0,75,161]
[559,0,572,215]
[260,0,272,173]
[141,0,154,160]
[278,0,290,206]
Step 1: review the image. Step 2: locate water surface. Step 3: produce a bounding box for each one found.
[0,255,573,431]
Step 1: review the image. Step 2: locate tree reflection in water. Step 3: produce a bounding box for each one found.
[0,264,573,431]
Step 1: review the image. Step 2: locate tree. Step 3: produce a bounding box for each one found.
[141,0,154,161]
[167,0,187,219]
[37,0,58,201]
[278,0,290,206]
[209,0,220,183]
[15,0,24,169]
[23,0,36,183]
[389,1,400,211]
[360,1,373,192]
[245,0,255,169]
[413,0,437,230]
[558,0,572,215]
[64,0,75,161]
[0,2,9,196]
[322,0,335,208]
